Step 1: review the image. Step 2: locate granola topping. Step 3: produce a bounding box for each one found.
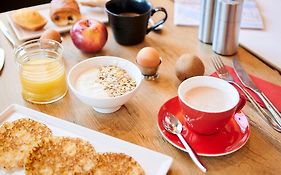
[76,65,136,97]
[96,65,136,97]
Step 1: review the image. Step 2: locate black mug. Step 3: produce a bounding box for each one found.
[105,0,168,45]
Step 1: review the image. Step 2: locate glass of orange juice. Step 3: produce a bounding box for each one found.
[15,39,67,104]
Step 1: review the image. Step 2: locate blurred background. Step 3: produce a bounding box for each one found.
[0,0,51,12]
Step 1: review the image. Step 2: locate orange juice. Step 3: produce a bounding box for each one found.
[19,57,67,104]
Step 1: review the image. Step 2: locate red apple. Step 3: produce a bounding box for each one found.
[70,19,108,53]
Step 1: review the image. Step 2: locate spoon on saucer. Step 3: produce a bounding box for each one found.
[162,112,207,173]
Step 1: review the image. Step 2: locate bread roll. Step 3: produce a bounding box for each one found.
[50,0,81,26]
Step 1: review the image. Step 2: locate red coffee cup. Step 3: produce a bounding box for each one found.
[178,76,246,135]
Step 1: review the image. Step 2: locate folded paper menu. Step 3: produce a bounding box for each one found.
[174,0,264,29]
[211,66,281,112]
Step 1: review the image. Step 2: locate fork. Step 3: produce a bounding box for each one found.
[211,55,281,132]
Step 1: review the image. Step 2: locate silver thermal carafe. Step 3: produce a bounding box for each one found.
[198,0,216,44]
[212,0,244,55]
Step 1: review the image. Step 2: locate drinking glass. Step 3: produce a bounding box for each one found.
[15,39,67,104]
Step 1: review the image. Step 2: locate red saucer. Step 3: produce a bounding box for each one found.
[158,96,250,156]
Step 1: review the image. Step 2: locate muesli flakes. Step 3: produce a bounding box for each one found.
[95,65,136,97]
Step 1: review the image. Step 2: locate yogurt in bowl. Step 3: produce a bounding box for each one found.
[68,56,142,113]
[76,65,137,98]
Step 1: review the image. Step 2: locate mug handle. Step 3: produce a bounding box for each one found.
[235,95,247,113]
[146,7,168,34]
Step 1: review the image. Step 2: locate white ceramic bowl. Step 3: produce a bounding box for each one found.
[67,56,143,113]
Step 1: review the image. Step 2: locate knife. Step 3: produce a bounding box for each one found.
[0,48,4,71]
[0,20,17,47]
[233,56,281,127]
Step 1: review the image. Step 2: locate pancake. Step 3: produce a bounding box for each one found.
[93,152,145,175]
[25,136,97,174]
[0,118,52,171]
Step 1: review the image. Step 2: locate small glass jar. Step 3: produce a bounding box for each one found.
[15,39,67,104]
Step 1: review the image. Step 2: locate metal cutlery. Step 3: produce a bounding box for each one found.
[0,48,4,72]
[162,112,207,173]
[0,20,18,73]
[0,20,17,47]
[233,56,281,127]
[211,55,281,132]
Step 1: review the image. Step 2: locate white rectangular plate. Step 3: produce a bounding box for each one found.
[0,104,173,175]
[6,3,108,41]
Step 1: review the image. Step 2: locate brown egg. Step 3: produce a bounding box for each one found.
[175,53,205,81]
[136,47,161,67]
[40,29,62,43]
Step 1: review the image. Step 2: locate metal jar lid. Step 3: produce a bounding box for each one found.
[216,0,244,23]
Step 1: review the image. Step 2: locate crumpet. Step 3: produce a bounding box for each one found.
[25,136,97,174]
[11,8,47,31]
[93,152,145,175]
[0,118,52,171]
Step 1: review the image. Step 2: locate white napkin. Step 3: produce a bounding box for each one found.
[174,0,264,29]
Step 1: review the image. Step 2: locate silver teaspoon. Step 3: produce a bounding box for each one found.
[162,112,207,173]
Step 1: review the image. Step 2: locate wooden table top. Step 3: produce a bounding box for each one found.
[1,0,281,174]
